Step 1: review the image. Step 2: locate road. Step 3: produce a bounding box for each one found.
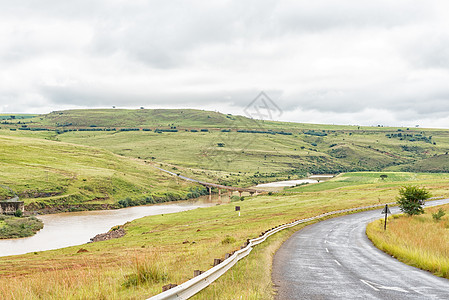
[272,199,449,299]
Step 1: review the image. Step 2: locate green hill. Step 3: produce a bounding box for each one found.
[0,135,202,212]
[32,109,248,128]
[3,108,449,187]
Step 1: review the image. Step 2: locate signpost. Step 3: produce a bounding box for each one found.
[235,206,240,217]
[381,204,391,230]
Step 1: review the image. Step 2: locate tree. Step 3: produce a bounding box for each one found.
[380,174,388,180]
[396,185,431,216]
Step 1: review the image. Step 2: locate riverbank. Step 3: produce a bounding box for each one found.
[1,172,448,299]
[366,203,449,279]
[0,215,43,239]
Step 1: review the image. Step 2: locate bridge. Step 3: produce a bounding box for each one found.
[155,167,265,197]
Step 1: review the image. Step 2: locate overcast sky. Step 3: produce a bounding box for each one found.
[2,1,449,128]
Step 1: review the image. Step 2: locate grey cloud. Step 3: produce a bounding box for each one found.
[2,1,449,128]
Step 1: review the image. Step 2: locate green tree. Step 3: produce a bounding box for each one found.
[396,185,431,216]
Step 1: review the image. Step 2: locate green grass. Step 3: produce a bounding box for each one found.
[287,172,424,192]
[5,127,449,187]
[4,109,449,186]
[0,215,43,239]
[0,135,200,212]
[30,109,247,128]
[0,114,37,121]
[0,172,448,299]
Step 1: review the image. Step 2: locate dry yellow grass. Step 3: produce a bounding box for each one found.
[367,204,449,278]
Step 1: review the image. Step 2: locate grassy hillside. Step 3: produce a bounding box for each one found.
[31,109,248,128]
[0,135,201,212]
[2,108,449,186]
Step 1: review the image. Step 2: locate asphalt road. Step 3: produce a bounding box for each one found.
[272,199,449,300]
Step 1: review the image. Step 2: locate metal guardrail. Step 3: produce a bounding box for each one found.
[147,202,396,300]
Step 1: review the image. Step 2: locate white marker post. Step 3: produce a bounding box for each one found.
[235,206,240,216]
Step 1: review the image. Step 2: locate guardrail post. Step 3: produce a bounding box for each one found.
[194,270,203,277]
[213,258,222,266]
[162,283,177,292]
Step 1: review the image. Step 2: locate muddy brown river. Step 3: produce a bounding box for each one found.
[0,195,225,257]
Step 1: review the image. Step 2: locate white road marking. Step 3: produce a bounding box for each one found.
[333,260,341,266]
[325,248,329,253]
[324,240,327,244]
[360,279,409,293]
[361,279,379,291]
[411,287,433,296]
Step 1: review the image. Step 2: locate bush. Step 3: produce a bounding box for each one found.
[14,209,23,218]
[396,185,431,216]
[230,195,241,202]
[432,208,446,221]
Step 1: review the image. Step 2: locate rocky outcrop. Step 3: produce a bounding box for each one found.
[89,226,125,242]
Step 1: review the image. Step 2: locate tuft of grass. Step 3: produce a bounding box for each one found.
[123,255,168,288]
[221,235,236,245]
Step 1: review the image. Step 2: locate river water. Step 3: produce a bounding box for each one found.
[0,195,225,257]
[0,175,332,258]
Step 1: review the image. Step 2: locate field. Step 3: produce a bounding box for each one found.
[2,109,449,188]
[1,172,448,299]
[367,204,449,279]
[0,135,199,212]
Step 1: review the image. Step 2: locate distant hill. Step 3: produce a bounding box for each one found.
[33,108,249,128]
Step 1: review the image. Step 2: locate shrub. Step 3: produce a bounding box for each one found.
[396,185,431,216]
[432,208,446,221]
[230,195,241,202]
[14,209,23,218]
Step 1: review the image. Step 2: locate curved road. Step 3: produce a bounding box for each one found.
[272,199,449,299]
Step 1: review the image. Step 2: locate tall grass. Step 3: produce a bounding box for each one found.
[367,204,449,278]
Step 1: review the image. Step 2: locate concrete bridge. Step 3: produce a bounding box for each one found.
[196,181,262,197]
[155,167,264,197]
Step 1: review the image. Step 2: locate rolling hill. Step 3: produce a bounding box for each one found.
[2,108,449,187]
[0,135,202,212]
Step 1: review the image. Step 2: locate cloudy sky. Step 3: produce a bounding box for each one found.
[2,0,449,128]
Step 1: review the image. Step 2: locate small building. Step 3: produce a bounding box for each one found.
[0,198,24,215]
